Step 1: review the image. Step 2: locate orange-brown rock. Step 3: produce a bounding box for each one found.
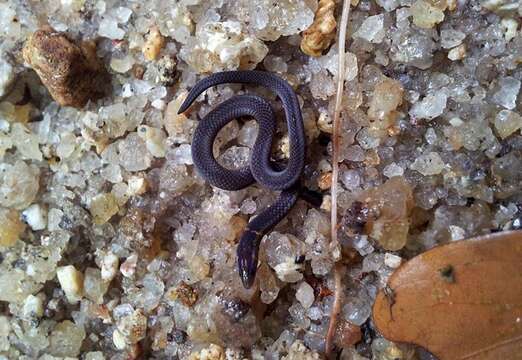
[23,27,109,108]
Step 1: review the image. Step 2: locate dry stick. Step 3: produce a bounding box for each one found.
[325,0,351,357]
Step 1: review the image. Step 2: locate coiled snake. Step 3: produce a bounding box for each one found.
[178,71,306,288]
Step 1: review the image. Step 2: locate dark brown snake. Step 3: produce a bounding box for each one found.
[178,71,307,288]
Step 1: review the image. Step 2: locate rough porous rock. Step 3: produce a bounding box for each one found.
[23,27,109,108]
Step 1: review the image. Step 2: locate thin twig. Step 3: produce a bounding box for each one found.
[325,0,351,357]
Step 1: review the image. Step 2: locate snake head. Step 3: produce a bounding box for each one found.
[237,229,261,289]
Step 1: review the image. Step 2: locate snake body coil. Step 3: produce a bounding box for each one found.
[178,71,305,288]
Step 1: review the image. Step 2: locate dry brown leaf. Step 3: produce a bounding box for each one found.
[373,231,522,360]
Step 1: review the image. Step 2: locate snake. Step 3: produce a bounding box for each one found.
[178,71,306,289]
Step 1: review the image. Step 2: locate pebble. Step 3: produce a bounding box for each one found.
[22,294,44,318]
[22,204,47,231]
[89,193,119,225]
[409,92,448,120]
[100,251,119,281]
[494,110,522,139]
[23,27,110,108]
[410,0,445,29]
[48,320,86,357]
[143,26,165,61]
[491,76,521,110]
[0,208,25,247]
[296,282,315,308]
[56,265,84,303]
[354,14,385,43]
[410,151,446,176]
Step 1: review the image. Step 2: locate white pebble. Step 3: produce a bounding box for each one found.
[22,204,47,231]
[500,17,518,42]
[98,18,125,40]
[296,282,315,309]
[354,14,385,43]
[112,329,127,350]
[384,253,402,268]
[101,251,119,282]
[22,294,44,318]
[449,225,465,241]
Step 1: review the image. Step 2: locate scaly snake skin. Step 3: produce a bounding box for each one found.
[178,71,306,288]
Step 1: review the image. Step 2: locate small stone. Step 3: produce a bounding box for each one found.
[98,18,125,40]
[318,172,332,190]
[409,92,447,120]
[449,225,465,241]
[117,309,147,344]
[22,294,44,318]
[448,44,466,61]
[368,77,404,131]
[137,125,167,158]
[440,29,465,49]
[360,177,414,251]
[100,251,119,281]
[112,329,127,350]
[127,175,148,196]
[89,193,119,225]
[500,18,518,42]
[0,208,25,247]
[383,163,404,178]
[10,122,42,161]
[410,151,446,176]
[56,265,84,303]
[274,261,304,283]
[22,204,47,231]
[110,55,135,73]
[341,169,361,191]
[188,255,211,281]
[354,14,385,43]
[48,320,86,357]
[494,110,522,139]
[155,56,178,87]
[23,27,109,108]
[300,0,337,57]
[410,0,445,29]
[296,282,315,308]
[0,56,15,97]
[56,132,77,159]
[491,77,521,110]
[119,132,152,171]
[143,26,165,61]
[84,267,109,304]
[384,253,402,268]
[0,161,40,210]
[120,254,138,278]
[167,282,198,307]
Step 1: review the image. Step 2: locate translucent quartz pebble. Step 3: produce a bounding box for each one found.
[491,76,521,110]
[354,15,385,44]
[410,152,446,176]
